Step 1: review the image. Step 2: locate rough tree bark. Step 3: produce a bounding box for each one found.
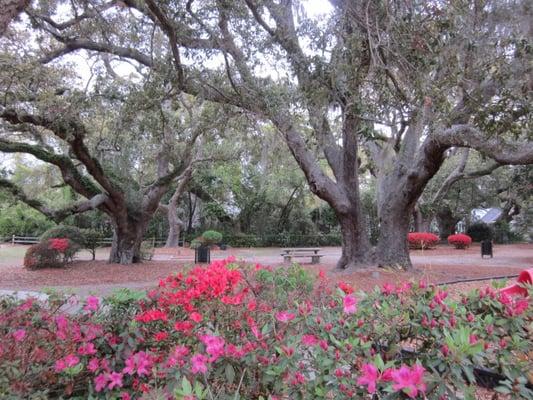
[108,218,146,264]
[436,207,460,239]
[159,167,193,247]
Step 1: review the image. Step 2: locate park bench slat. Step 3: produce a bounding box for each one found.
[281,248,323,264]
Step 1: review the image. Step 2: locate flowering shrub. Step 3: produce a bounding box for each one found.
[448,234,473,249]
[1,259,531,399]
[408,232,440,250]
[40,225,83,261]
[23,240,65,269]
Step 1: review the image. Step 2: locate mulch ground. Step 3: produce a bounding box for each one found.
[0,244,529,294]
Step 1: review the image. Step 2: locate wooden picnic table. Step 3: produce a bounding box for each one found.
[281,248,323,264]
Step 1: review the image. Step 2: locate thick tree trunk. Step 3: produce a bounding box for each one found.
[413,206,432,232]
[375,170,416,270]
[336,209,372,269]
[375,206,412,270]
[109,222,145,264]
[165,215,182,247]
[436,207,459,239]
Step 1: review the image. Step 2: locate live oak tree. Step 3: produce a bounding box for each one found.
[3,0,533,269]
[361,0,532,268]
[0,41,228,263]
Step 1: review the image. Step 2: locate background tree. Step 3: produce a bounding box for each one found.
[0,31,232,263]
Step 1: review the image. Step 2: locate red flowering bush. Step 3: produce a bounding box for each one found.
[49,238,70,253]
[448,234,473,249]
[23,241,63,270]
[408,232,440,250]
[1,259,532,399]
[23,238,72,269]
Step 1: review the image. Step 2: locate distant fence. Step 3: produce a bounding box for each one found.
[5,235,176,247]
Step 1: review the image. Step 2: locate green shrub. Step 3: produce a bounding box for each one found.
[40,225,85,245]
[467,222,494,242]
[0,204,54,237]
[255,263,314,305]
[80,228,103,260]
[189,238,204,249]
[102,288,145,332]
[225,233,259,247]
[493,220,523,244]
[201,230,223,245]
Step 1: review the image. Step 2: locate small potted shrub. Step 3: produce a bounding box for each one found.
[201,230,223,247]
[407,232,439,250]
[447,233,472,249]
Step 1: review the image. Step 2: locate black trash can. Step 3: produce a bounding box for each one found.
[481,240,493,258]
[195,245,210,263]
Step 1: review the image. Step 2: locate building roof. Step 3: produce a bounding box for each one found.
[479,207,503,224]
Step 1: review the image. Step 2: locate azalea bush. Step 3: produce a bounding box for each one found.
[447,234,473,249]
[23,238,72,269]
[41,225,84,261]
[1,259,531,399]
[407,232,440,250]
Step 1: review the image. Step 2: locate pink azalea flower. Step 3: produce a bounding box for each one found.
[200,335,225,362]
[433,290,448,305]
[225,344,246,359]
[290,372,306,385]
[78,342,96,355]
[275,311,296,323]
[13,329,26,342]
[154,331,169,342]
[121,393,131,400]
[357,363,379,393]
[343,294,357,314]
[391,364,427,399]
[18,298,34,311]
[396,282,412,294]
[382,283,395,295]
[189,312,203,323]
[84,296,100,312]
[247,300,257,311]
[65,354,80,368]
[122,351,152,377]
[94,373,108,392]
[88,358,100,372]
[190,354,208,374]
[107,372,123,389]
[55,359,67,372]
[301,334,318,346]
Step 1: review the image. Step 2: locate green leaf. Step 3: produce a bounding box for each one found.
[225,363,236,384]
[181,376,192,395]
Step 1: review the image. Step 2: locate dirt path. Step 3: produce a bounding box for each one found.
[0,243,531,297]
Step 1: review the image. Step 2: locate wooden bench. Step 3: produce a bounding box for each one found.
[281,248,323,264]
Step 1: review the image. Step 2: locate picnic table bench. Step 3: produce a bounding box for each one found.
[281,248,323,264]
